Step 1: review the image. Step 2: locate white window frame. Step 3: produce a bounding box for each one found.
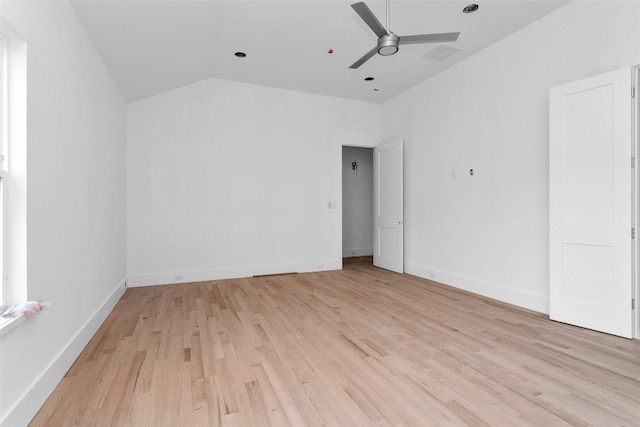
[0,17,27,333]
[0,33,7,309]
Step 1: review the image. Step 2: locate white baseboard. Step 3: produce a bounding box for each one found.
[1,277,126,427]
[127,259,342,287]
[342,247,373,258]
[405,263,549,314]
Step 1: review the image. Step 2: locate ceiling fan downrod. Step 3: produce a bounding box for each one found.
[385,0,390,33]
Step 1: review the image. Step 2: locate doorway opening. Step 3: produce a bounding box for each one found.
[342,146,374,266]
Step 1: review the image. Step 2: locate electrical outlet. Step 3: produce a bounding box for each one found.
[175,274,184,282]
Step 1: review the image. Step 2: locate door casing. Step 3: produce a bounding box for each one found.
[337,139,404,274]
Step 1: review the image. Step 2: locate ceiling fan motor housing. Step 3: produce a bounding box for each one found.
[378,33,399,56]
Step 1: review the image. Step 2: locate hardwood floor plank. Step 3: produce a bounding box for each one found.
[30,263,640,426]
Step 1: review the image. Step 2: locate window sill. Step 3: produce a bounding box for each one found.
[0,314,26,338]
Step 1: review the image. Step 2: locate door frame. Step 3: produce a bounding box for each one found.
[634,65,639,338]
[336,139,378,269]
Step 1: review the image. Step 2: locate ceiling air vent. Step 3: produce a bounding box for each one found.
[424,44,461,61]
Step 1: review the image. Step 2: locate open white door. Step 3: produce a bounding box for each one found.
[550,68,634,338]
[374,140,403,273]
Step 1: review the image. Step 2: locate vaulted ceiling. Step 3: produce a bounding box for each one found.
[70,1,569,103]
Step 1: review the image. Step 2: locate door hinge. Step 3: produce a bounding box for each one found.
[632,228,635,239]
[633,298,636,310]
[632,157,636,169]
[633,86,636,98]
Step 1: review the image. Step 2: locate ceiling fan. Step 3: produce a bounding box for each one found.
[349,0,461,69]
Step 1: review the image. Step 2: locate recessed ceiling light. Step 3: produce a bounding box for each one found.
[463,4,479,13]
[234,52,247,58]
[364,77,374,81]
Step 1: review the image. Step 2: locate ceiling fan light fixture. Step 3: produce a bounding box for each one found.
[378,45,398,56]
[377,33,399,56]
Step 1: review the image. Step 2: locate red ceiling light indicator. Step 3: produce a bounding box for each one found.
[328,49,334,54]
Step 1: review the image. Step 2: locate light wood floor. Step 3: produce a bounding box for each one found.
[31,261,640,426]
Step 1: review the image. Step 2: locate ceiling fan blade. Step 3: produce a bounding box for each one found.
[349,46,379,69]
[398,32,460,45]
[351,2,388,38]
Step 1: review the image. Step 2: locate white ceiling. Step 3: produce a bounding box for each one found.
[70,0,569,104]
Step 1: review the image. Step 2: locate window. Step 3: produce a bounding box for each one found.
[0,18,27,328]
[0,34,7,308]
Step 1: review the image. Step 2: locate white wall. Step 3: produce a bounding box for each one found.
[342,146,373,257]
[3,1,638,424]
[0,2,127,426]
[127,79,380,286]
[382,1,640,313]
